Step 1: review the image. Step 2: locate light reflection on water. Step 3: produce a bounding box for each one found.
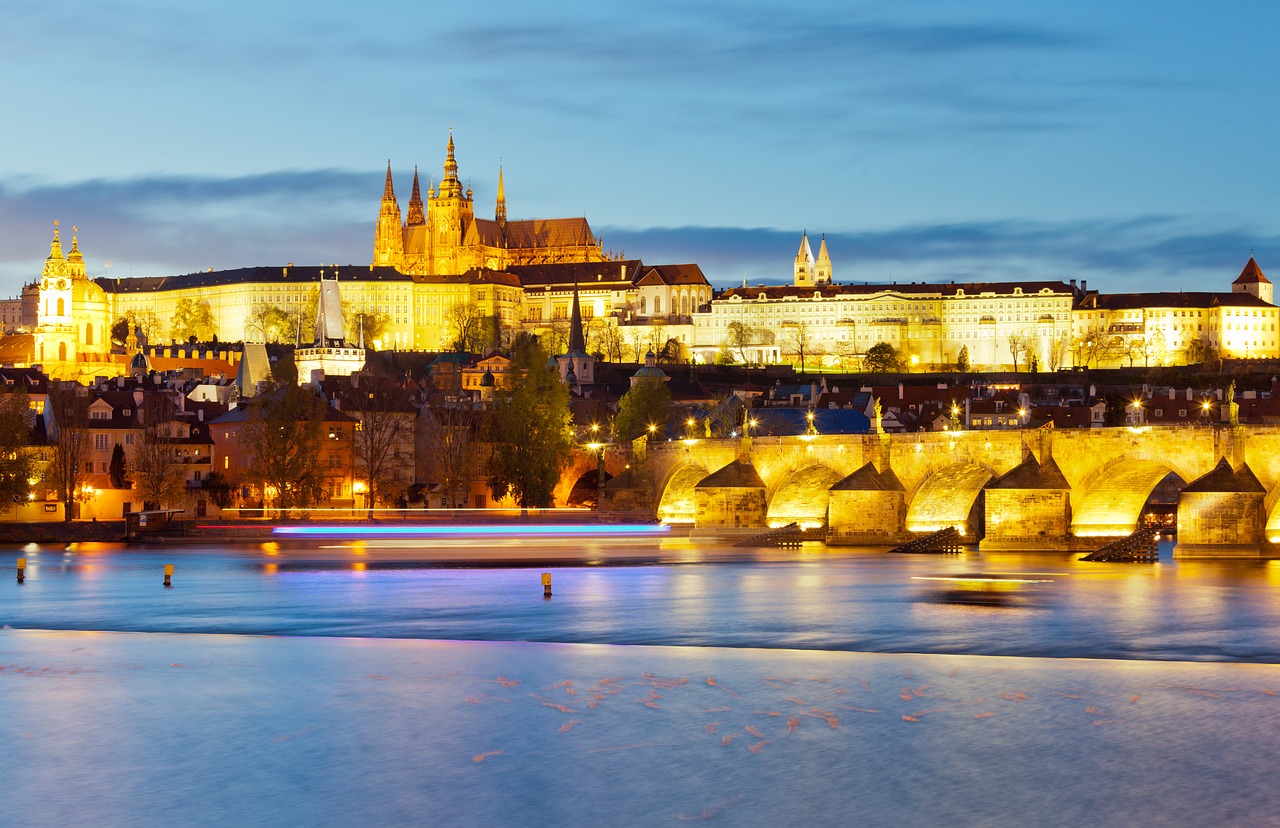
[5,539,1280,662]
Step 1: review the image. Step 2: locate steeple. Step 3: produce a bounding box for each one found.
[793,231,816,287]
[66,226,86,278]
[495,165,507,223]
[382,160,396,202]
[48,220,64,262]
[568,281,586,354]
[815,234,832,285]
[439,128,463,198]
[406,165,425,226]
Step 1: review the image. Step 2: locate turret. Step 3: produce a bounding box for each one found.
[495,165,507,223]
[406,166,425,227]
[438,129,464,199]
[1233,257,1273,305]
[794,231,815,287]
[815,234,832,285]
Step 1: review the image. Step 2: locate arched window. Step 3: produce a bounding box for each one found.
[640,297,647,315]
[58,342,67,361]
[56,298,64,316]
[85,325,93,346]
[654,296,662,315]
[681,294,689,316]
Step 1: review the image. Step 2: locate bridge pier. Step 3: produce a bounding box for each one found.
[1174,459,1267,558]
[980,456,1073,551]
[827,463,907,545]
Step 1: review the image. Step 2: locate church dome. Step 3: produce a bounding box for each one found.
[129,350,151,376]
[71,277,109,307]
[480,369,495,388]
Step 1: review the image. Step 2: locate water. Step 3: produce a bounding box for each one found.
[4,539,1280,662]
[5,536,1280,826]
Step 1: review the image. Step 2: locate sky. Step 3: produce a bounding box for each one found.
[1,0,1277,296]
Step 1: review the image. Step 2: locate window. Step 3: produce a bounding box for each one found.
[125,434,134,446]
[84,461,94,473]
[94,434,108,450]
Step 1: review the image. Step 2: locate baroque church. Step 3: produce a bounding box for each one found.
[373,130,611,276]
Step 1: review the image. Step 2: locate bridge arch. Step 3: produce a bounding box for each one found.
[905,462,996,535]
[765,463,844,529]
[1071,454,1190,537]
[657,463,711,525]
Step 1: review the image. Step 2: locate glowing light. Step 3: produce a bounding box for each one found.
[352,481,367,494]
[270,524,672,539]
[586,442,602,451]
[647,424,657,434]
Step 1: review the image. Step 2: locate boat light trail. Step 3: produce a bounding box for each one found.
[270,524,671,539]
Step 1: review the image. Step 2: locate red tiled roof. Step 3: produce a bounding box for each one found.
[1233,257,1270,285]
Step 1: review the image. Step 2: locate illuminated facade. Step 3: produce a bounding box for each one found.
[32,223,117,381]
[373,131,609,275]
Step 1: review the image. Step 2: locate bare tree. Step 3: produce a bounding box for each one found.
[133,393,186,510]
[783,321,814,372]
[46,385,90,522]
[594,322,624,362]
[419,398,478,509]
[349,373,415,518]
[1047,332,1070,371]
[1006,330,1031,372]
[443,301,489,353]
[726,321,755,364]
[243,386,327,519]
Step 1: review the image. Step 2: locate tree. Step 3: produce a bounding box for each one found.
[133,393,186,510]
[783,322,813,373]
[247,303,297,344]
[864,342,901,373]
[108,443,128,489]
[46,385,90,521]
[726,321,756,364]
[487,340,575,509]
[1006,330,1031,372]
[349,373,414,518]
[1073,327,1108,368]
[420,396,478,509]
[171,298,216,343]
[1028,353,1040,373]
[111,310,164,346]
[200,470,235,509]
[594,323,624,362]
[956,345,971,373]
[0,388,34,511]
[613,378,672,441]
[1187,334,1220,368]
[348,310,390,347]
[1047,333,1069,371]
[443,301,490,353]
[242,386,327,518]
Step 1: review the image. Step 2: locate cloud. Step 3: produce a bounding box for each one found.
[2,169,1270,300]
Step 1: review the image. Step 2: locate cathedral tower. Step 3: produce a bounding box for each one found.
[427,129,476,275]
[373,162,404,266]
[794,231,816,287]
[815,234,832,285]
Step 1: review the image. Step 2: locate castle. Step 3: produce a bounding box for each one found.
[373,130,610,276]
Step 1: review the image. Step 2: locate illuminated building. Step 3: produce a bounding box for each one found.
[294,272,366,382]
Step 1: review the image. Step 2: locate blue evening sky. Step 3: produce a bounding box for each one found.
[0,0,1276,295]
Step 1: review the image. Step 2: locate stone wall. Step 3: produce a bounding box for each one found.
[695,488,766,529]
[827,490,906,544]
[1176,491,1265,557]
[982,489,1071,551]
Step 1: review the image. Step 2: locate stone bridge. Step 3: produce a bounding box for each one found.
[590,425,1280,558]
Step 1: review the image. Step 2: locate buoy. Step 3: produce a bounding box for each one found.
[163,563,174,588]
[542,572,552,598]
[16,557,25,584]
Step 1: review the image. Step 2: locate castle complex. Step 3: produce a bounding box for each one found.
[2,134,1274,382]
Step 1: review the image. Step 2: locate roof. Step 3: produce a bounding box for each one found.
[1181,459,1265,493]
[637,264,710,287]
[695,460,766,489]
[831,462,904,492]
[988,455,1069,490]
[500,217,597,249]
[97,265,411,294]
[718,281,1075,301]
[507,260,643,289]
[1076,292,1274,311]
[1234,257,1270,286]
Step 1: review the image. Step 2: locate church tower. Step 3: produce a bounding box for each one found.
[815,234,833,285]
[1233,257,1273,305]
[495,165,507,224]
[373,162,404,266]
[793,231,816,287]
[34,222,112,381]
[401,166,428,272]
[428,129,476,275]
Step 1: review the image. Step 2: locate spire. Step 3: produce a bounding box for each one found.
[568,281,586,354]
[439,128,462,197]
[495,165,507,223]
[66,225,85,277]
[406,165,425,226]
[382,160,396,202]
[48,220,64,261]
[358,312,365,349]
[815,233,832,285]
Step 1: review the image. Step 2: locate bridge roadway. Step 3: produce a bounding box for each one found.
[574,424,1280,558]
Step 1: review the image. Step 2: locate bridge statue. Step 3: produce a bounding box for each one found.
[873,398,884,435]
[1228,381,1240,427]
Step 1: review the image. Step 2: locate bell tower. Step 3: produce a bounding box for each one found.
[373,162,404,267]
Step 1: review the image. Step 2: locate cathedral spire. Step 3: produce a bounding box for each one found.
[439,128,462,198]
[382,160,396,202]
[495,165,507,223]
[407,165,425,226]
[66,225,85,277]
[794,230,816,287]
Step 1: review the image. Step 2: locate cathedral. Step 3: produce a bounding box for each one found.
[373,131,610,276]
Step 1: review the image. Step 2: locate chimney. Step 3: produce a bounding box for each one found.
[898,383,904,400]
[1169,388,1175,400]
[1081,280,1087,293]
